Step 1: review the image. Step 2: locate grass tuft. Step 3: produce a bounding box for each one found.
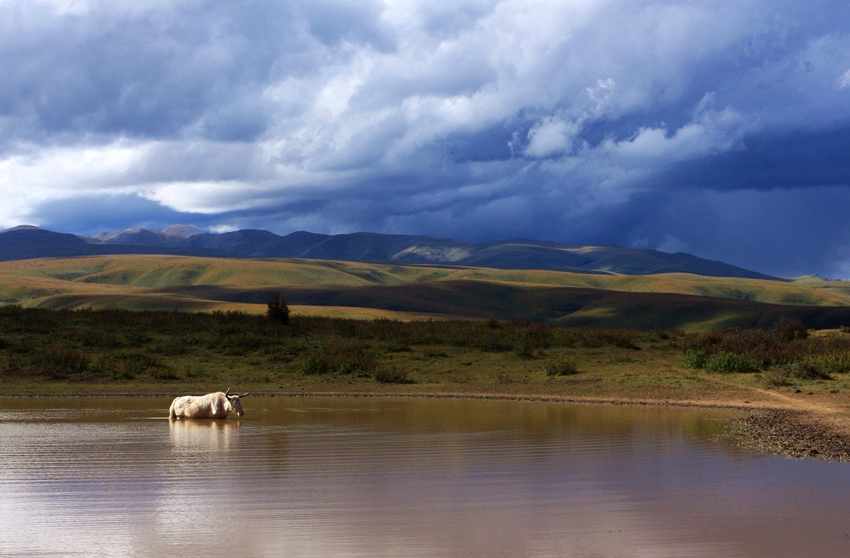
[543,357,579,376]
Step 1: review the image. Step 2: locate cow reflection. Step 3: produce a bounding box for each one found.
[168,418,241,451]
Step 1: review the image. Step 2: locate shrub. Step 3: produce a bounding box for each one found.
[790,361,831,380]
[115,353,163,379]
[215,333,267,356]
[300,342,376,376]
[334,344,376,376]
[764,361,832,383]
[704,351,759,373]
[680,327,797,369]
[88,354,117,377]
[302,355,334,375]
[682,349,706,369]
[809,351,850,375]
[514,340,534,359]
[74,328,121,349]
[519,323,551,348]
[3,354,22,376]
[544,357,579,376]
[31,347,89,379]
[267,292,290,325]
[148,366,180,380]
[150,340,188,356]
[770,317,809,342]
[183,363,203,378]
[761,367,794,387]
[125,332,153,346]
[372,365,414,384]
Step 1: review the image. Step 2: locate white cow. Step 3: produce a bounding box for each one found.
[169,388,247,419]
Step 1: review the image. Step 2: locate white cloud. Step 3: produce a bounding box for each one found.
[524,117,581,158]
[605,109,748,161]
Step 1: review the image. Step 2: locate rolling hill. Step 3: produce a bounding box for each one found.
[0,226,230,261]
[1,254,849,331]
[1,225,777,279]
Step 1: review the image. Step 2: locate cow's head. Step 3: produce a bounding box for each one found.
[223,388,248,417]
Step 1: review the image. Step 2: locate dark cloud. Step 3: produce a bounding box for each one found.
[658,125,850,190]
[615,187,850,278]
[32,194,203,236]
[3,0,850,277]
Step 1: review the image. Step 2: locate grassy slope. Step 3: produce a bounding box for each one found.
[2,255,850,331]
[4,254,850,302]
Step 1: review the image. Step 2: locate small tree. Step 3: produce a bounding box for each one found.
[770,316,808,342]
[267,291,290,325]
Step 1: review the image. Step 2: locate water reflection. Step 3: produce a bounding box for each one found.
[169,418,241,450]
[1,397,849,557]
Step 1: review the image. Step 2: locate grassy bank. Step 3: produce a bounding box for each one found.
[3,306,850,409]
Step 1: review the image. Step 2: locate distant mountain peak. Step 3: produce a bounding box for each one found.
[161,225,204,238]
[2,225,777,280]
[2,225,43,233]
[91,227,168,245]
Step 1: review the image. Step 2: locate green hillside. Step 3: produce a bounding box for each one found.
[2,255,850,331]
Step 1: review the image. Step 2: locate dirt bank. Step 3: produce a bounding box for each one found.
[726,409,850,462]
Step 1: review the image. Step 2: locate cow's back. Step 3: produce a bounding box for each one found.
[169,395,196,418]
[169,393,225,419]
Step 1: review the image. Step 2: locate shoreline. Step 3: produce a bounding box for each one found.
[3,389,846,462]
[726,408,850,462]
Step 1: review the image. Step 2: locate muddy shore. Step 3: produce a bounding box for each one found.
[726,409,850,462]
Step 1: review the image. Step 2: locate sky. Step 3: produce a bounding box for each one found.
[1,0,849,278]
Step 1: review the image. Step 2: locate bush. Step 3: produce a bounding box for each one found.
[704,351,759,373]
[761,367,794,387]
[300,342,377,376]
[183,363,203,378]
[215,333,267,356]
[544,357,579,376]
[770,317,809,342]
[763,361,832,384]
[148,366,180,380]
[514,340,535,359]
[809,351,850,375]
[115,353,164,379]
[790,361,831,380]
[31,347,89,379]
[682,349,706,369]
[302,355,334,375]
[267,291,290,325]
[372,365,414,384]
[88,354,117,377]
[680,327,800,369]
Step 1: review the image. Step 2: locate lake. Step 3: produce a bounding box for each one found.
[1,396,849,557]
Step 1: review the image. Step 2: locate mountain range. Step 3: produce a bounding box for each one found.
[0,224,778,280]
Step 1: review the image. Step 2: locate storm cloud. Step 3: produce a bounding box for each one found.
[2,0,850,277]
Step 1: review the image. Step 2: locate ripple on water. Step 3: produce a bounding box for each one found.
[1,397,849,558]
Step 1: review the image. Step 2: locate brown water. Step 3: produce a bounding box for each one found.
[1,397,849,557]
